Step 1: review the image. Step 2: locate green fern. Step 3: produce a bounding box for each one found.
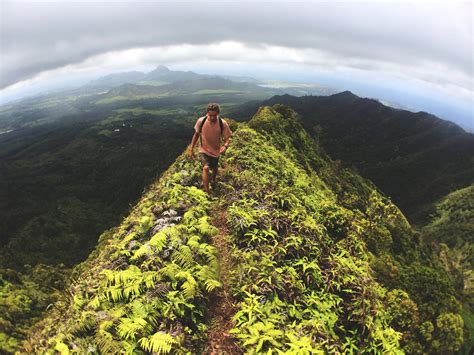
[237,321,284,352]
[176,271,199,299]
[122,340,137,355]
[123,278,142,299]
[71,311,97,335]
[204,279,222,292]
[138,331,178,354]
[105,285,124,302]
[73,294,86,310]
[88,295,101,309]
[200,243,218,266]
[194,264,222,292]
[149,230,168,251]
[172,245,194,269]
[121,231,138,245]
[117,317,149,340]
[136,215,154,235]
[284,333,322,354]
[143,271,158,289]
[101,265,143,286]
[95,323,121,354]
[196,216,219,236]
[158,263,181,282]
[186,235,201,249]
[130,243,152,261]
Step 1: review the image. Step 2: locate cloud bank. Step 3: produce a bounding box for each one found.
[1,2,471,87]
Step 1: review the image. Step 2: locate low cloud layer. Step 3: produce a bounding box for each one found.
[1,1,472,97]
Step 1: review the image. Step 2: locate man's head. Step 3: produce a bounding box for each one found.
[207,102,220,122]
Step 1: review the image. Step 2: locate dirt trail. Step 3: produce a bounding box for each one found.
[202,196,242,354]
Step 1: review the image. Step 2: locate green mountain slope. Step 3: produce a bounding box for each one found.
[17,105,465,354]
[230,93,474,225]
[420,184,474,353]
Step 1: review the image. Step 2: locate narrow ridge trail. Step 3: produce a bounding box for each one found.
[202,189,242,354]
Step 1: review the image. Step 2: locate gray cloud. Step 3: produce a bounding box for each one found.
[0,1,472,91]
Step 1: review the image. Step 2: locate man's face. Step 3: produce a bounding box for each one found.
[207,110,218,122]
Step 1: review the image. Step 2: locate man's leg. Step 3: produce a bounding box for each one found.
[202,164,210,194]
[211,165,218,190]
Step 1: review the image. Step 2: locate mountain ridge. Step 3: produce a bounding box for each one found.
[19,104,466,354]
[230,93,474,224]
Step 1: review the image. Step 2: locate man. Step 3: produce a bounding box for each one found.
[188,103,232,196]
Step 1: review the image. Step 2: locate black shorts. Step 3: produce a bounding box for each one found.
[199,152,219,170]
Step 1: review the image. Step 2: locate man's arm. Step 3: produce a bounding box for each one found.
[223,137,231,149]
[220,121,232,153]
[220,135,231,154]
[188,131,199,157]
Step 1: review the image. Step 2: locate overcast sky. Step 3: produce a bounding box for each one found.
[1,0,472,129]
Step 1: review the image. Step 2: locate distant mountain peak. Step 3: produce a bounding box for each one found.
[331,90,358,99]
[151,65,170,73]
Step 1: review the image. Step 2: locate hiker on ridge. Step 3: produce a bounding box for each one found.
[188,103,232,196]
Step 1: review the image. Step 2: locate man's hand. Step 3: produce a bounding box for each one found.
[219,145,227,154]
[188,147,195,159]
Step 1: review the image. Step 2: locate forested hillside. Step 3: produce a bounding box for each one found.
[14,105,467,354]
[230,93,474,225]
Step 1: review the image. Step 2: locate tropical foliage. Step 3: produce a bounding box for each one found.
[4,104,468,353]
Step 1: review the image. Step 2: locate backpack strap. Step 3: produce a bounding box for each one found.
[199,115,207,134]
[199,116,206,147]
[218,117,223,133]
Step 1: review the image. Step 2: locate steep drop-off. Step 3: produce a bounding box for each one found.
[21,105,465,354]
[230,93,474,225]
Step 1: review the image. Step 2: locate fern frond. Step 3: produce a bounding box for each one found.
[158,263,181,281]
[186,235,201,248]
[115,265,142,284]
[117,317,149,340]
[197,216,219,236]
[100,269,115,284]
[73,294,86,310]
[71,311,97,335]
[176,271,199,299]
[143,271,158,289]
[95,326,120,354]
[106,285,124,302]
[130,243,151,261]
[202,244,219,268]
[165,226,184,247]
[109,306,127,319]
[88,295,101,309]
[196,264,219,286]
[149,231,168,251]
[172,245,194,269]
[204,279,222,292]
[128,300,149,318]
[122,340,137,355]
[138,331,178,354]
[123,278,142,299]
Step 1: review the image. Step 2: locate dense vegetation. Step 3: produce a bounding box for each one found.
[0,264,70,352]
[14,105,467,353]
[1,71,471,352]
[0,115,189,268]
[229,92,474,225]
[0,67,289,269]
[420,184,474,353]
[0,67,301,353]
